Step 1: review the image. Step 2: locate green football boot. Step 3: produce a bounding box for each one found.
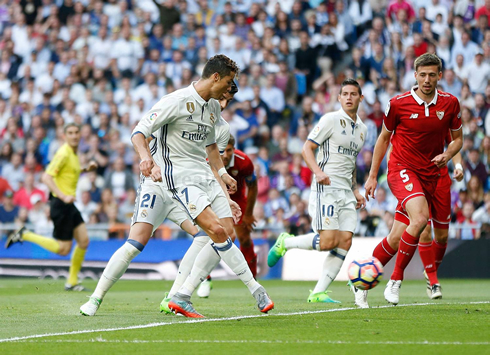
[159,292,172,314]
[307,290,341,304]
[267,232,292,267]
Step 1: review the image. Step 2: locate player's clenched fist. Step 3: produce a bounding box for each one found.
[140,158,154,177]
[315,171,331,185]
[150,165,162,182]
[222,173,237,194]
[364,176,377,201]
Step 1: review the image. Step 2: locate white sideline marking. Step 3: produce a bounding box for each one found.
[1,301,489,343]
[17,339,490,345]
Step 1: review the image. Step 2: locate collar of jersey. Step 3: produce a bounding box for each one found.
[410,86,438,106]
[189,81,208,106]
[339,107,360,125]
[226,154,235,169]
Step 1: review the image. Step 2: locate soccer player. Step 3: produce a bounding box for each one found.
[6,123,97,291]
[364,53,462,305]
[132,55,273,318]
[351,150,464,308]
[267,78,368,303]
[158,83,240,307]
[197,134,259,298]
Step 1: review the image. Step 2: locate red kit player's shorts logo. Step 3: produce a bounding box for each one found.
[436,111,445,120]
[405,183,413,192]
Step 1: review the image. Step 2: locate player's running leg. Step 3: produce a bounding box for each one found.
[66,223,90,291]
[169,208,273,317]
[386,196,430,305]
[80,223,150,316]
[235,223,257,278]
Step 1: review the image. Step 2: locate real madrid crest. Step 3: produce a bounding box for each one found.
[186,102,195,113]
[340,119,346,128]
[141,209,148,218]
[436,111,444,120]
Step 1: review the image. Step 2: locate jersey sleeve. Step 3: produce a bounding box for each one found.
[307,114,334,145]
[243,156,256,184]
[383,98,398,132]
[216,120,230,154]
[449,97,462,131]
[132,96,179,138]
[45,148,68,177]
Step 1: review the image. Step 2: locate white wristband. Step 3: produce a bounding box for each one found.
[455,163,463,171]
[218,167,227,177]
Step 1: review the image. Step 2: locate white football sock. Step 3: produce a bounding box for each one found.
[179,241,221,297]
[312,248,348,294]
[92,241,142,300]
[168,234,209,298]
[215,238,261,294]
[285,233,320,251]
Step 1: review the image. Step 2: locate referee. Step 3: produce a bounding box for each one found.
[6,123,97,291]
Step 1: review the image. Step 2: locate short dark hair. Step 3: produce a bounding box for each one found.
[64,122,81,133]
[228,134,236,147]
[414,53,442,72]
[202,54,239,79]
[340,78,362,95]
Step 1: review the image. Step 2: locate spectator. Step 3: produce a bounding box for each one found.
[13,173,46,210]
[0,190,18,223]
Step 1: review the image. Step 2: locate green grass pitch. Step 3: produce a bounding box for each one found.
[1,279,489,354]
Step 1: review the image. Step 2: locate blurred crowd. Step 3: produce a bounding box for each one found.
[0,0,489,240]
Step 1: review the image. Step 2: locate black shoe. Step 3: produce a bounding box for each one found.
[5,226,26,249]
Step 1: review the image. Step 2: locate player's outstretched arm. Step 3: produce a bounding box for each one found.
[452,151,464,182]
[302,140,330,185]
[365,126,392,201]
[131,132,154,178]
[207,142,237,194]
[432,128,463,168]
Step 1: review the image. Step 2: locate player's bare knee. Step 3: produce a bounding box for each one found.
[411,215,429,234]
[319,237,337,251]
[435,231,448,244]
[77,237,89,250]
[338,238,352,251]
[209,224,228,243]
[58,245,71,256]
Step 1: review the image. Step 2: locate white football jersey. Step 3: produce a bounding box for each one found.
[215,116,230,154]
[132,83,221,190]
[307,108,368,191]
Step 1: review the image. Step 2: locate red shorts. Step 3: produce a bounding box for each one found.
[388,166,438,210]
[393,173,451,230]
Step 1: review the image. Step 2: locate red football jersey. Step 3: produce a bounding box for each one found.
[226,149,256,204]
[384,87,461,179]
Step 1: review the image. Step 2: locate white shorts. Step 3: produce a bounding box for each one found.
[169,179,232,221]
[131,181,188,234]
[309,188,357,233]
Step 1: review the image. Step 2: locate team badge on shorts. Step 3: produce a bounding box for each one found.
[324,217,330,225]
[436,111,444,120]
[189,204,197,213]
[186,102,195,113]
[141,209,148,218]
[405,183,413,192]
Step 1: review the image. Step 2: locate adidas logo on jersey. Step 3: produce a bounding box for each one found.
[186,115,193,121]
[341,130,347,135]
[409,114,418,119]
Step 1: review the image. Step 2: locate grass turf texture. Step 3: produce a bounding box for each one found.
[1,279,489,355]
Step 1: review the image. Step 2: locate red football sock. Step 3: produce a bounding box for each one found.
[373,237,397,266]
[432,240,447,271]
[391,230,419,281]
[418,242,438,285]
[240,243,257,278]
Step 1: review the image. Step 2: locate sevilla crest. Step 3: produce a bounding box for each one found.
[436,111,444,120]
